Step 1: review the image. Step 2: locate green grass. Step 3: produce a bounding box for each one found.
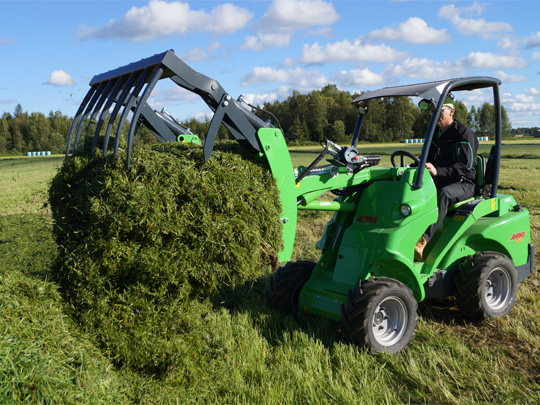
[0,156,63,215]
[1,144,539,403]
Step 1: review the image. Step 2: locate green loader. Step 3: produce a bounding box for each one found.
[66,50,534,353]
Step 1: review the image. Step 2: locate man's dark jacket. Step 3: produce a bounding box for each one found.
[427,119,478,188]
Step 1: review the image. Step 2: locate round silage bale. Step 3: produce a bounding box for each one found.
[49,142,283,374]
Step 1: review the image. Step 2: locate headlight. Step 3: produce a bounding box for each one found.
[400,204,412,217]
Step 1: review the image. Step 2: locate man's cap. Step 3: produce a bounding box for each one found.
[418,93,455,111]
[442,95,455,110]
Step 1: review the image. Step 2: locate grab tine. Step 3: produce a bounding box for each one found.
[126,67,164,169]
[71,82,107,154]
[113,67,152,157]
[88,78,117,156]
[102,71,141,163]
[65,84,98,156]
[92,77,126,156]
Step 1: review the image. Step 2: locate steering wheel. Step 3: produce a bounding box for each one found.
[391,150,420,168]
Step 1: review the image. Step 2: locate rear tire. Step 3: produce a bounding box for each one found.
[454,252,518,321]
[340,277,418,353]
[266,261,315,316]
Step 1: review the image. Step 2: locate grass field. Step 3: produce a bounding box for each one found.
[1,141,540,403]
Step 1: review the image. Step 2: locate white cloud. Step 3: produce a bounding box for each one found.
[461,52,527,70]
[502,93,535,104]
[332,68,385,87]
[77,0,253,42]
[532,51,540,61]
[368,17,451,44]
[0,98,17,104]
[505,103,540,113]
[308,27,334,37]
[459,88,492,108]
[242,32,292,50]
[244,0,339,51]
[524,87,540,96]
[205,3,253,34]
[178,48,212,62]
[242,66,328,91]
[259,0,339,29]
[299,39,409,64]
[496,37,523,53]
[385,57,465,80]
[526,31,540,49]
[438,3,513,38]
[146,86,203,117]
[47,70,75,86]
[493,71,525,83]
[240,93,279,107]
[207,41,222,52]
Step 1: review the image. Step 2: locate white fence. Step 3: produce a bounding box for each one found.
[403,137,489,144]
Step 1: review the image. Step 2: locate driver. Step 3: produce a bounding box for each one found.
[415,95,479,261]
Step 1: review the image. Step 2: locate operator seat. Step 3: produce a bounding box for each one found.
[448,145,494,212]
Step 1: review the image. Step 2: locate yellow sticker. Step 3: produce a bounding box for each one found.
[491,199,495,210]
[454,215,465,221]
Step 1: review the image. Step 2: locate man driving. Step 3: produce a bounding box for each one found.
[415,95,479,261]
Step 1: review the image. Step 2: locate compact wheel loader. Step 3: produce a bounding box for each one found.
[66,50,535,353]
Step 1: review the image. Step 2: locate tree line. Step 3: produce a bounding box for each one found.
[511,127,540,137]
[0,105,72,155]
[0,87,524,156]
[0,104,157,156]
[251,84,513,145]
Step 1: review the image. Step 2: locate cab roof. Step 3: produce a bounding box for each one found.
[352,76,501,106]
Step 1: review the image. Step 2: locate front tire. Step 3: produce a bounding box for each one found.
[266,261,315,316]
[454,252,518,321]
[340,277,418,353]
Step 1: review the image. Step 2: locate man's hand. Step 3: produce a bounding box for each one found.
[425,162,437,176]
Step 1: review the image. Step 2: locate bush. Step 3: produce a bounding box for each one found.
[49,142,283,375]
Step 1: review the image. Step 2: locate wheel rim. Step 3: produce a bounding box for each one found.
[371,296,408,347]
[484,267,512,311]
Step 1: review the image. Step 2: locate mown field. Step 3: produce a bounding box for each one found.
[1,140,539,404]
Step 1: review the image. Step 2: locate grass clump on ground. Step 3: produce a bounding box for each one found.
[48,142,283,376]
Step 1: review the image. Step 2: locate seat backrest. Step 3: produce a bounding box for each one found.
[475,154,485,189]
[449,154,487,212]
[475,145,497,197]
[483,145,496,186]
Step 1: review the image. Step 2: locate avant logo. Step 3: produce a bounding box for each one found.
[510,231,526,243]
[355,215,378,224]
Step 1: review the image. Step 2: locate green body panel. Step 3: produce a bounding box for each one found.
[430,195,531,271]
[299,167,439,319]
[256,129,298,262]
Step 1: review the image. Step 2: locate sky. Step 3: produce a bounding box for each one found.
[1,0,540,129]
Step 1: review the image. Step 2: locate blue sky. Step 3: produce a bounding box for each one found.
[1,0,540,128]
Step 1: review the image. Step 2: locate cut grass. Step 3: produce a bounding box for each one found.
[0,215,131,404]
[1,142,539,403]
